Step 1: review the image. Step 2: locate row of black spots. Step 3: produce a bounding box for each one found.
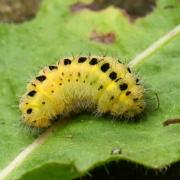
[77,56,106,68]
[78,56,99,65]
[64,57,90,65]
[77,59,129,94]
[104,61,126,82]
[62,56,103,66]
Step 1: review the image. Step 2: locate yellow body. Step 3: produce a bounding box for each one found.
[19,56,145,128]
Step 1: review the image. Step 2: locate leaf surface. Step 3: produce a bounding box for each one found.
[0,0,179,179]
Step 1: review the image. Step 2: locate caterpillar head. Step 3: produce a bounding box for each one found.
[111,77,146,118]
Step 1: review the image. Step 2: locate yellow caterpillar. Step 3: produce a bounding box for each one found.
[19,56,145,128]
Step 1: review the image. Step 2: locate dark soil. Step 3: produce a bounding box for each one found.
[71,0,156,21]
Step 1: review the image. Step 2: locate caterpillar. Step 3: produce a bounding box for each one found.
[19,56,145,128]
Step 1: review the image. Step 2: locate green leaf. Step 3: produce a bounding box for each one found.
[0,0,180,179]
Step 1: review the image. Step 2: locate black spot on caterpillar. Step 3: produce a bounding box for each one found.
[27,108,32,114]
[109,72,117,80]
[36,75,46,82]
[89,58,98,65]
[78,57,87,63]
[27,90,36,97]
[119,83,128,91]
[101,63,110,72]
[19,56,145,128]
[49,65,58,70]
[64,59,71,65]
[126,91,131,96]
